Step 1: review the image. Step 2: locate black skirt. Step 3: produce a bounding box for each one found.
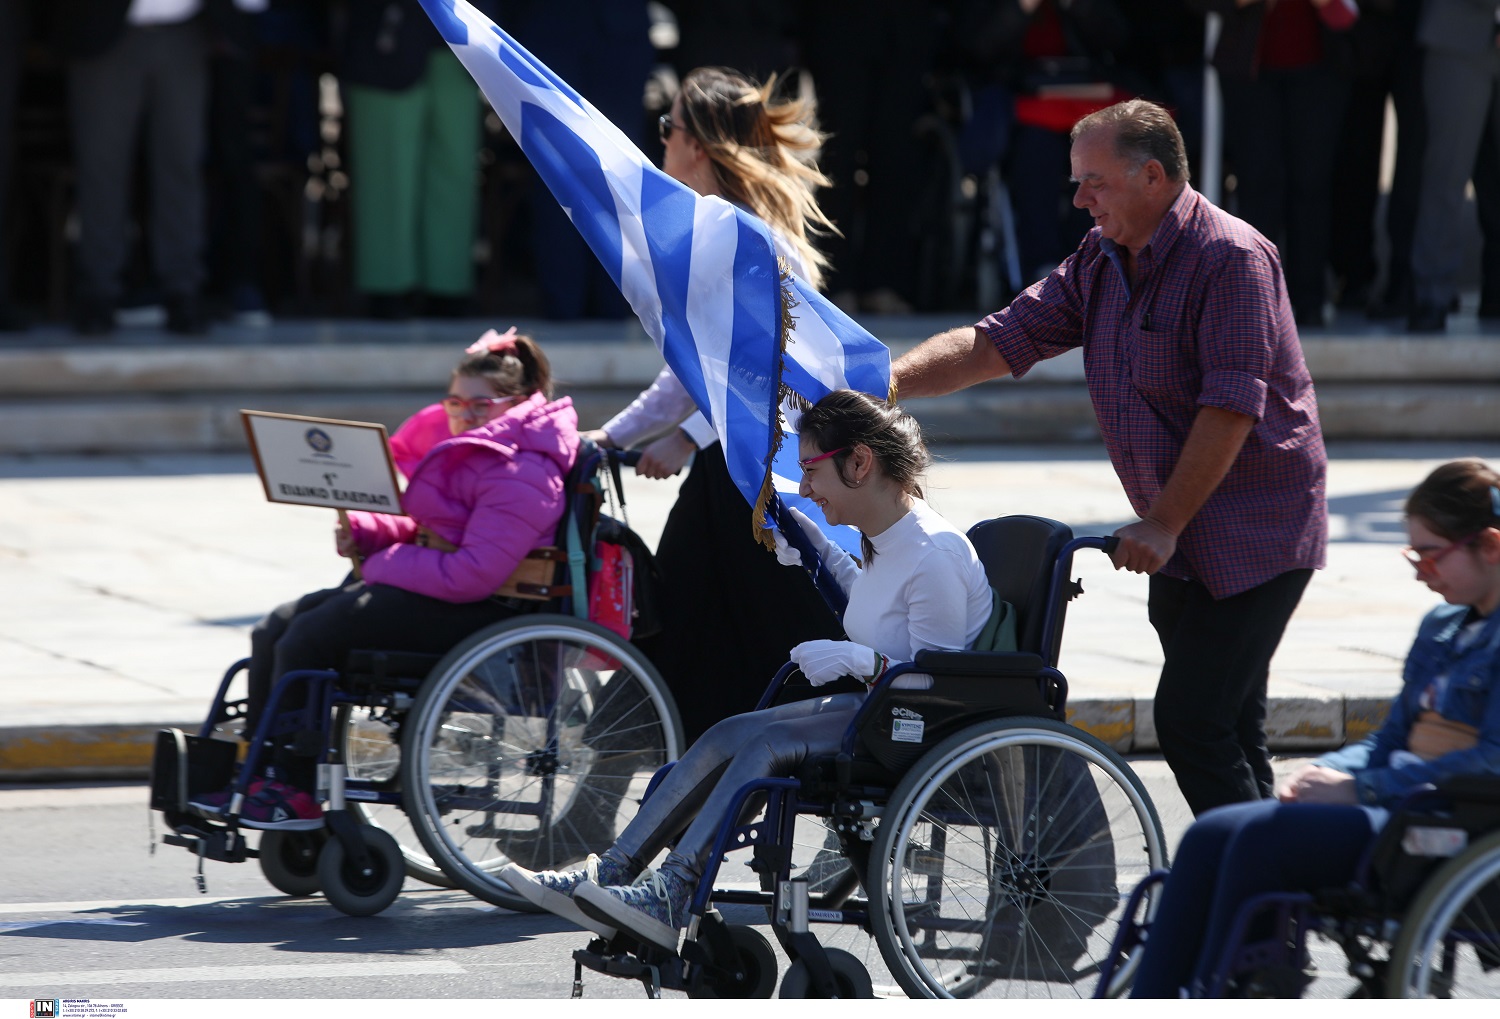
[637,442,846,743]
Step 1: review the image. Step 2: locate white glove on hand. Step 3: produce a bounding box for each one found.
[772,528,802,566]
[790,639,880,686]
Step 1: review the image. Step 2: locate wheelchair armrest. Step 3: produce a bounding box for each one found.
[913,649,1047,677]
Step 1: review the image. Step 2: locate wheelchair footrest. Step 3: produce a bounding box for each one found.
[162,828,254,865]
[573,941,689,997]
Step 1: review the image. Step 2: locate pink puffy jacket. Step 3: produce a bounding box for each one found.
[344,392,580,603]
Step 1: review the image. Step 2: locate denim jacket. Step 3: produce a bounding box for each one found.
[1318,603,1500,807]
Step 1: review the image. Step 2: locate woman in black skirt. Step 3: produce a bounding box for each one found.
[583,66,846,740]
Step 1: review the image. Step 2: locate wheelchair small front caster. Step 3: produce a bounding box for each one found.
[687,924,778,998]
[316,824,403,916]
[778,949,873,998]
[258,829,328,897]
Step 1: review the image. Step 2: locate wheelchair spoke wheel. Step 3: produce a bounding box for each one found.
[399,615,683,909]
[336,704,454,888]
[869,718,1166,999]
[1388,828,1500,998]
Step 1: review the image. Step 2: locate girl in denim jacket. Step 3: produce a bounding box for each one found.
[1130,458,1500,997]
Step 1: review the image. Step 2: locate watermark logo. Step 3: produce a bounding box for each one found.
[31,1001,59,1019]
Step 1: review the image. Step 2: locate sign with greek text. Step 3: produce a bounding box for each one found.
[241,410,405,515]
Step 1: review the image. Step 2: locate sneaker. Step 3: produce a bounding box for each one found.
[500,854,632,939]
[574,869,691,953]
[187,779,263,816]
[237,779,322,831]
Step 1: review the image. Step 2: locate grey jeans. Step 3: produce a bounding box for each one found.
[614,691,864,884]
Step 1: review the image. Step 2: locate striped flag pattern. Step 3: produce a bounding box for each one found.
[417,0,891,591]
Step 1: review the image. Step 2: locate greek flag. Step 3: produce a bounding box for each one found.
[417,0,890,604]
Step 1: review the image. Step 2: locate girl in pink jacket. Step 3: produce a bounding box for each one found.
[195,330,580,830]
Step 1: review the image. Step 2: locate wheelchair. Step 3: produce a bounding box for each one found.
[567,514,1168,998]
[1097,775,1500,998]
[149,442,685,916]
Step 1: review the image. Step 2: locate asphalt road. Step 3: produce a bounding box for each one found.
[0,756,1380,1003]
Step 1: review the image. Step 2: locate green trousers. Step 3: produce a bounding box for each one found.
[344,51,479,296]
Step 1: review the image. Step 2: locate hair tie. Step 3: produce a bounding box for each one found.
[1490,485,1500,519]
[466,326,519,357]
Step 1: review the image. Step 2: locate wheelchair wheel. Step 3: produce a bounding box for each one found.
[688,924,779,998]
[335,704,455,888]
[258,829,326,897]
[399,614,683,910]
[868,717,1166,999]
[758,815,899,993]
[316,824,405,917]
[778,949,875,998]
[1387,828,1500,998]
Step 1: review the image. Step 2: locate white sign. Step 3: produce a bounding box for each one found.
[242,410,405,515]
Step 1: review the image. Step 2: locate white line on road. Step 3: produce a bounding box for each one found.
[0,961,466,988]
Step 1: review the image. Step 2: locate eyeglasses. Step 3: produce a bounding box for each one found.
[1401,531,1482,571]
[658,113,684,142]
[798,447,848,469]
[442,395,511,416]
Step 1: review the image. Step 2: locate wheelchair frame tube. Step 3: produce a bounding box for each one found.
[691,776,801,916]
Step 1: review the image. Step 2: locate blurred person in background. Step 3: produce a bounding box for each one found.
[58,0,215,336]
[1190,0,1358,329]
[337,0,500,319]
[1407,0,1500,333]
[507,0,654,321]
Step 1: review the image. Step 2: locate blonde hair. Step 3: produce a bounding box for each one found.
[677,67,835,289]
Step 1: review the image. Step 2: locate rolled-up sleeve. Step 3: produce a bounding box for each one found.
[1195,244,1281,420]
[977,256,1088,379]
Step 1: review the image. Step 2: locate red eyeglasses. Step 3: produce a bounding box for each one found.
[1401,531,1482,571]
[798,447,848,469]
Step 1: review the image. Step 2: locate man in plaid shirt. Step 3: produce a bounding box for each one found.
[893,99,1327,816]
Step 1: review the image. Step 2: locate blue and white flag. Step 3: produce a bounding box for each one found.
[417,0,891,606]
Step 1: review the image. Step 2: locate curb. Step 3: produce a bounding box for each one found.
[0,696,1393,783]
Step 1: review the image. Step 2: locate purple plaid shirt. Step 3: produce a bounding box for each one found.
[978,185,1327,599]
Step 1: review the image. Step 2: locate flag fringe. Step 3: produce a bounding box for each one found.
[751,258,799,552]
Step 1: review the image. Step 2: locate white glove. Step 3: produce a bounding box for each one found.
[771,527,802,566]
[790,639,881,686]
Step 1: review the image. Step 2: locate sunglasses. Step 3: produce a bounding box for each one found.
[1401,531,1482,571]
[442,394,512,416]
[658,113,684,142]
[798,447,848,469]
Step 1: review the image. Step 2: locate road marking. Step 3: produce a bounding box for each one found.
[0,961,465,987]
[0,895,290,914]
[0,920,145,931]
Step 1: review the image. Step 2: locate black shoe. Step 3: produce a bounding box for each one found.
[165,293,209,336]
[72,295,116,336]
[1407,303,1447,333]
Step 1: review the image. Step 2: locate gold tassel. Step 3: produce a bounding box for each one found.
[751,258,799,552]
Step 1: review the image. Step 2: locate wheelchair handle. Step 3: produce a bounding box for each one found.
[606,448,643,468]
[1064,534,1120,557]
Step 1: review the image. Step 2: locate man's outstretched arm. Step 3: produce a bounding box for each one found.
[891,326,1013,398]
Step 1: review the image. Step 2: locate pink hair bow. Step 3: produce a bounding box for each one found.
[466,326,518,356]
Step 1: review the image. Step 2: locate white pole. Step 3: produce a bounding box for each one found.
[1201,13,1223,205]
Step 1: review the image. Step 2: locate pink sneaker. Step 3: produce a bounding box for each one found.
[238,780,322,831]
[188,779,264,816]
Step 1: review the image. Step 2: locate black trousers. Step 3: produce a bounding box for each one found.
[1148,568,1313,816]
[246,580,514,786]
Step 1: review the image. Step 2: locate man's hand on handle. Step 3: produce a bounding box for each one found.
[1110,517,1179,575]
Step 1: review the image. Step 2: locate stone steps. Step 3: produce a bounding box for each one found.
[2,318,1499,454]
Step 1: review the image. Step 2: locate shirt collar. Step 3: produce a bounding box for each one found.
[1097,182,1196,267]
